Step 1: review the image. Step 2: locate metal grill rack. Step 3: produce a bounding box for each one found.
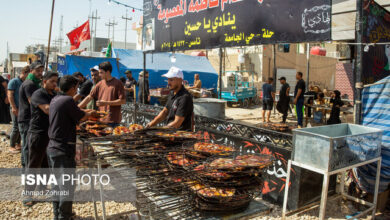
[82,130,274,219]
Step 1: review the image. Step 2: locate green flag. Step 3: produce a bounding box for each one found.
[105,41,112,58]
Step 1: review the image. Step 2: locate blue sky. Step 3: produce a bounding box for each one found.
[0,0,142,61]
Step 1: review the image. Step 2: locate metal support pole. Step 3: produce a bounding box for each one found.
[45,0,55,71]
[282,160,292,219]
[373,158,382,216]
[97,160,107,220]
[218,47,223,99]
[143,52,146,104]
[272,44,277,88]
[306,43,310,85]
[354,0,364,124]
[319,174,330,220]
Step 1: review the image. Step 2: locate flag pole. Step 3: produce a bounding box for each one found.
[89,0,93,56]
[89,19,93,56]
[45,0,56,71]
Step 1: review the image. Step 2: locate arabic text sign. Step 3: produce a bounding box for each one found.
[143,0,331,52]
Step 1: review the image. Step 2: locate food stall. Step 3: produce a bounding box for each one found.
[78,119,275,219]
[74,102,342,219]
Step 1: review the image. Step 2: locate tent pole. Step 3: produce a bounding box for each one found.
[45,0,55,71]
[273,44,277,88]
[219,47,223,99]
[354,0,364,124]
[306,43,310,86]
[143,51,146,104]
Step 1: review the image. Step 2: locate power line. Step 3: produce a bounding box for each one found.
[108,0,143,12]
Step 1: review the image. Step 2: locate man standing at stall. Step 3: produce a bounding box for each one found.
[277,77,290,124]
[79,61,125,127]
[47,75,97,220]
[124,70,137,103]
[73,72,93,102]
[27,71,58,168]
[293,72,306,128]
[147,67,193,131]
[24,72,58,207]
[18,61,43,169]
[86,66,101,110]
[262,77,275,123]
[7,65,29,153]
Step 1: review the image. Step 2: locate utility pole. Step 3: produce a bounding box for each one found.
[6,41,9,59]
[6,41,9,74]
[111,18,118,46]
[105,19,114,41]
[89,10,100,51]
[122,10,133,49]
[58,15,63,53]
[354,0,364,124]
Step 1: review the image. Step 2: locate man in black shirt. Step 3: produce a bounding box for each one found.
[124,70,137,102]
[27,72,58,168]
[24,72,58,206]
[277,77,290,123]
[147,67,193,131]
[47,75,97,220]
[293,72,306,128]
[18,61,43,168]
[72,72,93,102]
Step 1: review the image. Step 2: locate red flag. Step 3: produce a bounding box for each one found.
[67,20,91,51]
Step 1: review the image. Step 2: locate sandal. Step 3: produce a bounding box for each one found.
[23,199,35,207]
[9,147,20,154]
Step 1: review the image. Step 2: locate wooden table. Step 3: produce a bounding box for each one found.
[305,104,353,125]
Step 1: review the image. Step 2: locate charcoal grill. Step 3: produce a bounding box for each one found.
[83,129,273,219]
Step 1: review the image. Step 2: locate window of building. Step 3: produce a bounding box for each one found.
[297,43,305,54]
[278,44,290,53]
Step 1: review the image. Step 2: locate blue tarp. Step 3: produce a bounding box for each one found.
[58,50,218,90]
[355,76,390,193]
[113,49,218,89]
[58,55,121,80]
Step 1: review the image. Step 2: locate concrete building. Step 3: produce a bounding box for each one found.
[61,37,136,54]
[195,0,390,98]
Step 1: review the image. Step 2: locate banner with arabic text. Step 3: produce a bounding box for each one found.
[142,0,331,52]
[362,0,390,84]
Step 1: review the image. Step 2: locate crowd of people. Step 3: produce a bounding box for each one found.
[262,71,346,127]
[0,61,195,219]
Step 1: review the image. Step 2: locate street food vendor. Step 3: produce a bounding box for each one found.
[188,74,202,90]
[147,67,194,131]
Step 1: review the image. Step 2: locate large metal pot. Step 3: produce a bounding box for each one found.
[193,98,226,119]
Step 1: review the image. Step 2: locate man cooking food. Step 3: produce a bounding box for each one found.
[147,67,193,131]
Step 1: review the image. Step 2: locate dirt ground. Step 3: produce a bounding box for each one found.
[224,104,354,127]
[0,121,387,220]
